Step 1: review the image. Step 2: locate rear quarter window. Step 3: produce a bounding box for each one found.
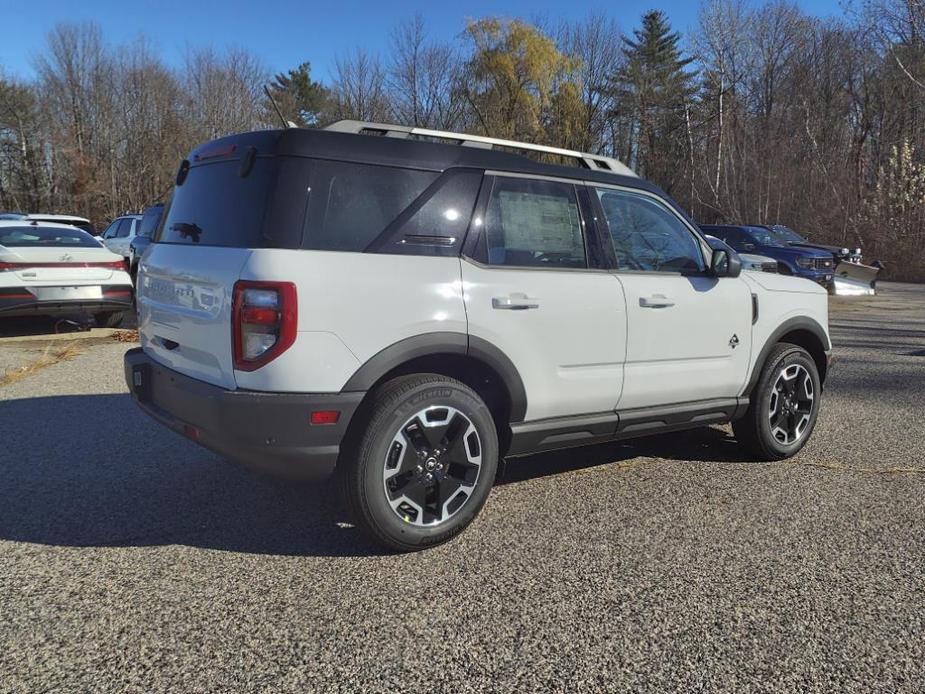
[304,161,438,251]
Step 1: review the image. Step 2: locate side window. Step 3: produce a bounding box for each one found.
[596,189,704,273]
[722,229,751,252]
[483,177,586,269]
[304,161,438,251]
[115,219,132,238]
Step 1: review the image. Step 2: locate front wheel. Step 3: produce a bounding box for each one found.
[342,374,499,552]
[733,343,822,460]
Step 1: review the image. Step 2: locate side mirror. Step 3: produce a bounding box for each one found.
[711,247,741,278]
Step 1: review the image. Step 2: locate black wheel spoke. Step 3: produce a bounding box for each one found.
[445,460,480,486]
[403,417,432,456]
[441,413,468,450]
[433,477,464,519]
[401,477,428,510]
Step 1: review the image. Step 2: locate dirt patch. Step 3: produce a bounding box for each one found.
[0,341,85,388]
[111,330,139,343]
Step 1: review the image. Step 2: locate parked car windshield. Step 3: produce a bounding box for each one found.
[744,226,787,248]
[0,225,102,248]
[769,225,806,244]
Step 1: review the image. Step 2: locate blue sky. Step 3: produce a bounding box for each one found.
[1,0,848,83]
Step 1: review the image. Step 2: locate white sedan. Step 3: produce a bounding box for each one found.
[0,220,133,327]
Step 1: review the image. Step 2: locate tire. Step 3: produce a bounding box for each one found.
[733,342,822,461]
[341,374,499,552]
[94,311,125,329]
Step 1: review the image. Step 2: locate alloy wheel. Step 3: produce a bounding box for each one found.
[768,363,815,445]
[382,405,483,526]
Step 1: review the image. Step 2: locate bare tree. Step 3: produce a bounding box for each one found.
[387,14,463,129]
[557,12,623,152]
[330,49,391,122]
[183,46,270,141]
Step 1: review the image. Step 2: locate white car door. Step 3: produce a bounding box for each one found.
[111,218,135,258]
[461,175,627,422]
[591,186,753,410]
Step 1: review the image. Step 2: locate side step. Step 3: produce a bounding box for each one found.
[507,397,748,457]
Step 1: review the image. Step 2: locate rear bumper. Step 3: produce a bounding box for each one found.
[124,347,363,481]
[0,287,133,317]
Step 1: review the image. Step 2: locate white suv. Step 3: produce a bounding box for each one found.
[125,121,832,551]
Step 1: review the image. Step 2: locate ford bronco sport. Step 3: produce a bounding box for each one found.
[125,121,832,551]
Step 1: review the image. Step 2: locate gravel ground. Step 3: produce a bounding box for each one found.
[0,283,923,693]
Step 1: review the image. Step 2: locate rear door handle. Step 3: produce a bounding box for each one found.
[639,294,675,308]
[492,294,539,310]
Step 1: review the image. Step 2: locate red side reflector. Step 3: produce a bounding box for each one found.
[183,424,200,440]
[310,410,340,425]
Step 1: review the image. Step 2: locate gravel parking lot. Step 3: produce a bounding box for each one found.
[1,283,923,692]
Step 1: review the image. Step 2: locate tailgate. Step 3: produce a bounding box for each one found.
[138,245,250,389]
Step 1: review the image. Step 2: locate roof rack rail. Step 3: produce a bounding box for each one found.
[323,120,636,178]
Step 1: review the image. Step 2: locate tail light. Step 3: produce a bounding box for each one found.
[232,280,297,371]
[0,260,127,271]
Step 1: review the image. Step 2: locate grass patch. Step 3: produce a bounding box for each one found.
[0,341,84,388]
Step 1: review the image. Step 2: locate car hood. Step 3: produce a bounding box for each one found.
[789,241,846,254]
[758,244,833,260]
[739,252,776,264]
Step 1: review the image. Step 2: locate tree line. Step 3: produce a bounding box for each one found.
[1,0,924,280]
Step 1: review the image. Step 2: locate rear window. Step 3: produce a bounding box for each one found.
[137,205,164,239]
[0,225,102,248]
[157,158,298,248]
[304,161,438,251]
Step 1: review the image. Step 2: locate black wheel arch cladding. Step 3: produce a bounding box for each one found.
[341,332,528,423]
[746,317,830,396]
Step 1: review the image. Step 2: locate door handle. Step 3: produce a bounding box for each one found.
[639,294,675,308]
[492,294,539,310]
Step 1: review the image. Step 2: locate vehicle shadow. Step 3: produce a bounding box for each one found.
[0,393,750,557]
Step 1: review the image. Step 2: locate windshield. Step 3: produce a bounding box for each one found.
[769,225,806,244]
[0,225,102,248]
[744,226,786,248]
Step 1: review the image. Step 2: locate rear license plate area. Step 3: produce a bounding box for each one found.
[34,286,102,301]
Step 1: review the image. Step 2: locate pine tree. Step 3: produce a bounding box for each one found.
[268,62,329,127]
[610,11,696,184]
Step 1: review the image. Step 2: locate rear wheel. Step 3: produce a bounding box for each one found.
[342,374,499,552]
[734,343,821,460]
[94,311,124,329]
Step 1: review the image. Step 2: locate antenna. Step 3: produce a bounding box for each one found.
[264,85,298,129]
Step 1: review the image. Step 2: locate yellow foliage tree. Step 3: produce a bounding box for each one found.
[461,18,583,144]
